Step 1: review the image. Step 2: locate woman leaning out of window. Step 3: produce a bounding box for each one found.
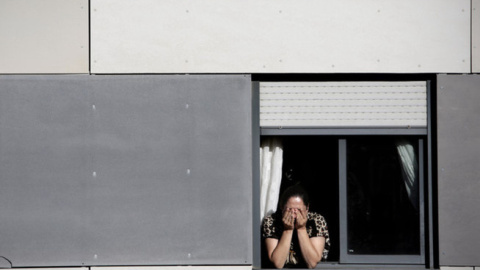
[262,185,330,269]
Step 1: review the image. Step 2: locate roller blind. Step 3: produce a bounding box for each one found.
[260,81,427,128]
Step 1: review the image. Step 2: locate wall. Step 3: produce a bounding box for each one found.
[0,75,252,267]
[473,0,480,73]
[0,0,472,74]
[0,0,89,74]
[1,0,480,269]
[90,0,470,74]
[437,75,480,267]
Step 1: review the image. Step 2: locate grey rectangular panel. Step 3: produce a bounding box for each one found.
[0,75,92,266]
[437,75,480,266]
[0,75,252,266]
[85,75,252,265]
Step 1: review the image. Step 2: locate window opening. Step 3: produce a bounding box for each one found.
[260,136,340,268]
[260,136,425,267]
[254,77,433,268]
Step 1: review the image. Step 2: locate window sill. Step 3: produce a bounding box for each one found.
[256,263,428,270]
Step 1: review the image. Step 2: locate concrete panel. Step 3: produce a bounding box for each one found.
[437,75,480,266]
[92,267,252,270]
[0,0,89,74]
[441,268,474,270]
[91,0,470,74]
[17,268,88,270]
[474,0,480,73]
[0,75,252,266]
[83,75,253,266]
[0,75,92,266]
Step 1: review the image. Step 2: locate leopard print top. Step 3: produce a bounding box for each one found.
[262,211,330,267]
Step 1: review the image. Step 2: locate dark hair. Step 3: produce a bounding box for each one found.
[278,184,310,210]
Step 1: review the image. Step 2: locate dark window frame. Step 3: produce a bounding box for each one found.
[252,79,435,269]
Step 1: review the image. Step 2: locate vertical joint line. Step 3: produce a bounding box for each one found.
[471,0,474,73]
[88,0,92,75]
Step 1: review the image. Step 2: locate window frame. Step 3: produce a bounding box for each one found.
[252,79,435,269]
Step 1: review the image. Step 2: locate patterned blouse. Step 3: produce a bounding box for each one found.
[262,211,330,268]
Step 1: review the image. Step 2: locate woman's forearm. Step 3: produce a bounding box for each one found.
[268,230,294,268]
[297,229,323,269]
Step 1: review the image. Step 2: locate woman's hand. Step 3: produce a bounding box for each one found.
[295,208,308,230]
[282,208,295,230]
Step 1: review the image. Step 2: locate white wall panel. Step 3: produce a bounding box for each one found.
[91,0,470,74]
[93,267,251,270]
[441,268,474,270]
[473,0,480,73]
[0,0,89,74]
[259,81,427,128]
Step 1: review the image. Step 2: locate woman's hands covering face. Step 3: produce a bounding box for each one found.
[283,207,308,230]
[294,208,307,230]
[282,208,295,230]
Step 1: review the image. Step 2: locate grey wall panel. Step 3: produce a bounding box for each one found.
[0,75,252,266]
[437,75,480,266]
[0,76,92,266]
[84,76,252,265]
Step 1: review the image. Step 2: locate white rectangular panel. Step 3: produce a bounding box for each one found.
[91,0,470,74]
[0,0,89,74]
[18,268,88,270]
[92,267,251,270]
[440,268,474,270]
[259,81,427,128]
[473,0,480,73]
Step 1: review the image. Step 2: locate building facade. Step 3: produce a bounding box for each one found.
[1,1,479,270]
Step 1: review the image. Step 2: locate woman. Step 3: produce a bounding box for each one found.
[262,185,330,269]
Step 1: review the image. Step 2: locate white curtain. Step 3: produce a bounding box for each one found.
[396,139,419,210]
[260,138,283,221]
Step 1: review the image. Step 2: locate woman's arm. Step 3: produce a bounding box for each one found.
[297,232,325,269]
[265,230,293,268]
[265,209,295,268]
[295,209,325,269]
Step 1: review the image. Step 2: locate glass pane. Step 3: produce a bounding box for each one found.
[346,137,420,255]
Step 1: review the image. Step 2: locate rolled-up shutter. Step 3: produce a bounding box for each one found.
[260,81,427,128]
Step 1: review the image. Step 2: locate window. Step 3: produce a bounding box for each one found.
[253,77,434,268]
[340,137,425,264]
